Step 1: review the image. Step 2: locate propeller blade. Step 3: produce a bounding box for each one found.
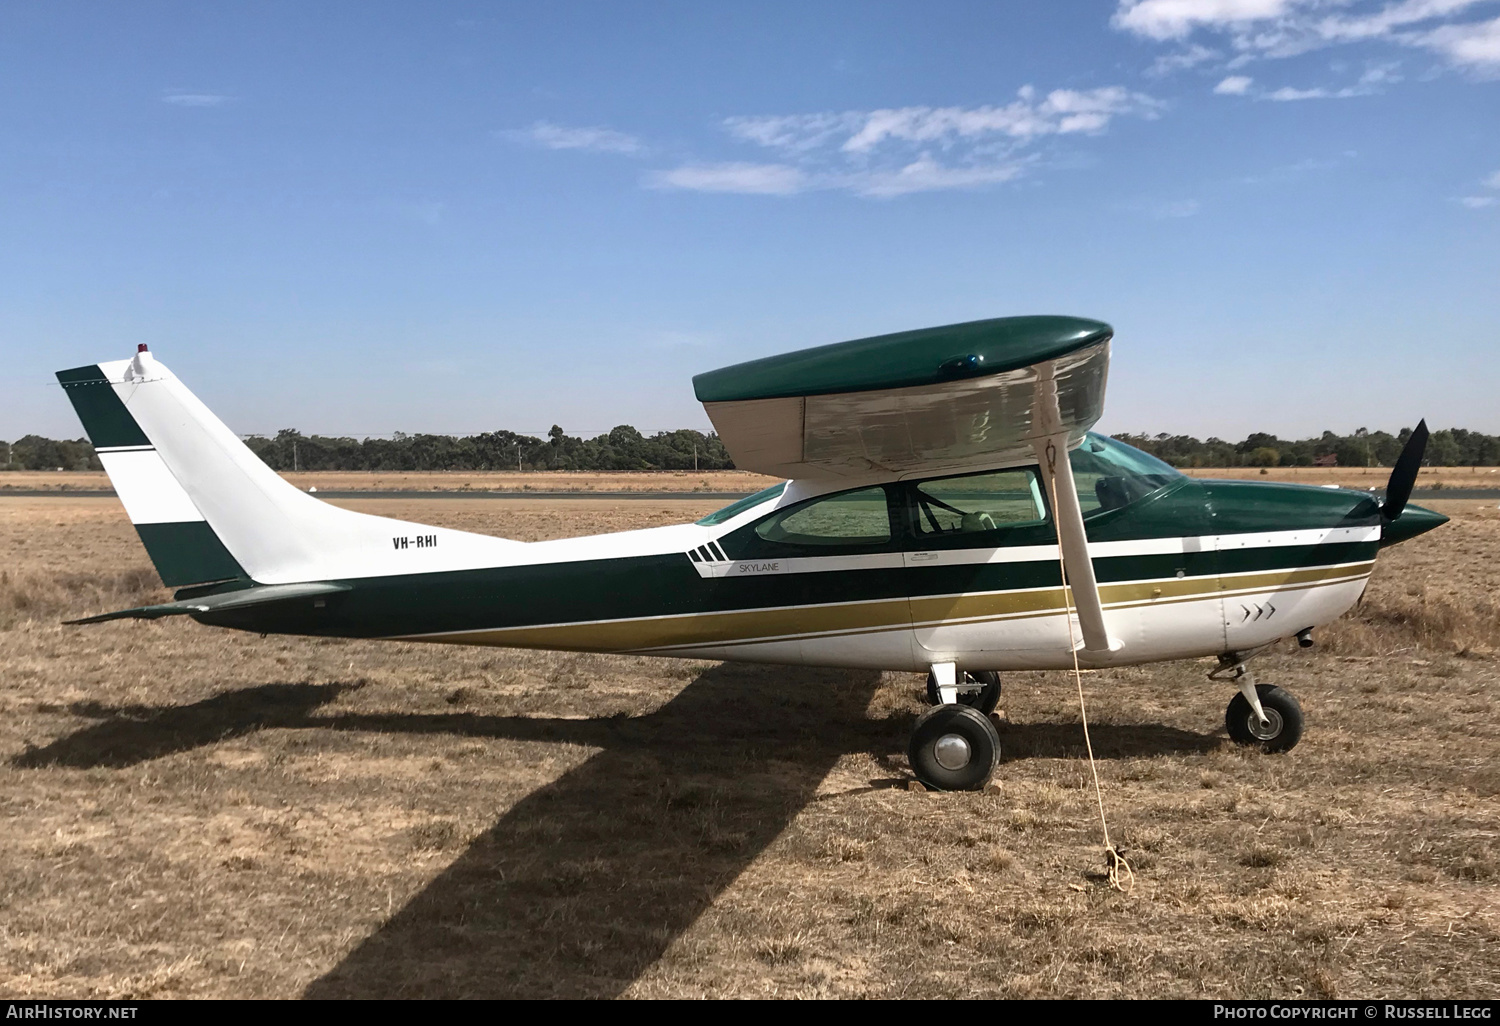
[1382,419,1429,522]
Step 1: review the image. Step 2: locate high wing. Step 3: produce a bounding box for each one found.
[693,315,1112,483]
[695,315,1120,655]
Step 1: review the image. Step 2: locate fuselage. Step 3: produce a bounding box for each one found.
[194,436,1447,673]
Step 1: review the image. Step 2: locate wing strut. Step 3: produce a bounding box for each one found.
[1032,361,1121,657]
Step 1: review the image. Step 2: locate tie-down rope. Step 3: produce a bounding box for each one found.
[1044,441,1135,894]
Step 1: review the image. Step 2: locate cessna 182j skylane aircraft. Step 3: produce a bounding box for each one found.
[58,316,1446,791]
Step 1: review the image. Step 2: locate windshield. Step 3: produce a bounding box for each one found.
[1070,433,1183,515]
[696,481,788,526]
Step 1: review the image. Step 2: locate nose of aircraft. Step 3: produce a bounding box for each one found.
[1380,503,1449,548]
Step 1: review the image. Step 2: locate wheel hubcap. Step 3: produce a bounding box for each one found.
[1247,707,1283,741]
[933,733,972,770]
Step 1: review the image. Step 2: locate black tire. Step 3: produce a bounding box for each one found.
[908,704,1001,791]
[925,669,1002,716]
[1225,684,1304,753]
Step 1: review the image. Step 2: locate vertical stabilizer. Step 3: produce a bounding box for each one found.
[58,348,518,586]
[58,357,245,586]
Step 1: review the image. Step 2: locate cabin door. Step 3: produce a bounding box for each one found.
[902,466,1069,663]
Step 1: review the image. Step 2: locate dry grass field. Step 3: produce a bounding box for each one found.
[0,470,780,494]
[1180,465,1500,492]
[1,494,1496,998]
[5,465,1500,495]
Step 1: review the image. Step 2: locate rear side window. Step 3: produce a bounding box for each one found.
[696,482,787,526]
[754,487,892,546]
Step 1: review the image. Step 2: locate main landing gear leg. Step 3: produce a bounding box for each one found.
[923,663,1003,716]
[1211,654,1305,753]
[908,661,1002,791]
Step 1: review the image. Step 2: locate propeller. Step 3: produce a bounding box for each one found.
[1381,419,1429,522]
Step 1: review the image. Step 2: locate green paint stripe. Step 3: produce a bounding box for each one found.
[135,522,246,587]
[55,365,150,448]
[403,560,1373,653]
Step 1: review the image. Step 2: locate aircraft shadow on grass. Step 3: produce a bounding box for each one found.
[14,665,1218,997]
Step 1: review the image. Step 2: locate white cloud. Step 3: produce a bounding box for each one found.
[649,157,1031,198]
[851,158,1028,198]
[1317,0,1490,43]
[647,163,807,195]
[1258,62,1405,98]
[1265,84,1363,98]
[1215,68,1391,99]
[1148,43,1223,74]
[835,88,1159,152]
[1416,14,1500,68]
[1215,74,1256,93]
[161,93,228,107]
[505,121,643,154]
[651,86,1157,198]
[1459,169,1500,204]
[720,88,1158,159]
[1113,0,1301,41]
[1113,0,1500,73]
[724,113,857,152]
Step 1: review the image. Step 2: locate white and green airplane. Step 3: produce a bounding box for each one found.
[58,316,1446,791]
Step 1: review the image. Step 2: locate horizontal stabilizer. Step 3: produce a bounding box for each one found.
[65,582,351,625]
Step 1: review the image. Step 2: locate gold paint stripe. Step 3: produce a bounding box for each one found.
[906,562,1372,628]
[673,568,1373,654]
[407,561,1374,653]
[413,595,912,652]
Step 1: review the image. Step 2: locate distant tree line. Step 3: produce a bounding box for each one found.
[1113,426,1500,469]
[0,426,735,473]
[2,435,103,471]
[239,425,735,472]
[4,425,1499,473]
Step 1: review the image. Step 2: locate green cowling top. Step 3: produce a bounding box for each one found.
[692,315,1113,404]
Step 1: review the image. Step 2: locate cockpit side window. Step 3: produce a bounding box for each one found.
[909,468,1048,539]
[1069,433,1184,517]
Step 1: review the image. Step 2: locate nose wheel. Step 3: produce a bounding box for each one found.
[1225,683,1304,753]
[1211,656,1306,753]
[908,704,1001,791]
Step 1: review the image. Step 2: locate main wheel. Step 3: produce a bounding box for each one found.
[1225,684,1304,753]
[925,669,1002,715]
[908,704,1001,791]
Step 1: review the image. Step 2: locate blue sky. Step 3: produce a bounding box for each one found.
[3,1,1497,442]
